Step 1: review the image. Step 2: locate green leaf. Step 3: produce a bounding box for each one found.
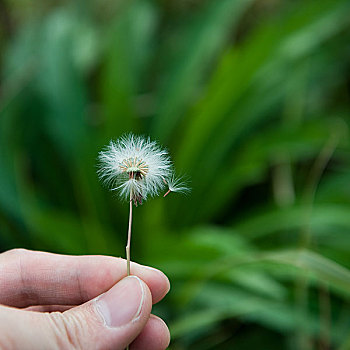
[152,0,254,142]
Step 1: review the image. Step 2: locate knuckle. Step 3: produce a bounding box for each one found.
[3,248,30,259]
[47,310,95,350]
[0,249,31,275]
[47,312,83,350]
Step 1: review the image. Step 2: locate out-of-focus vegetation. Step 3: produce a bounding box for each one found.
[1,0,350,348]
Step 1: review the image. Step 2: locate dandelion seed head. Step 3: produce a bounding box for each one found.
[98,134,174,204]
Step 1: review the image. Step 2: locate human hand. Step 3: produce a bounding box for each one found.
[0,249,170,349]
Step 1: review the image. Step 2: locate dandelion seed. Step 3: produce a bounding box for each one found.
[163,175,190,197]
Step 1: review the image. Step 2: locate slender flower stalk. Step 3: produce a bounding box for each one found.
[126,192,133,276]
[98,133,189,279]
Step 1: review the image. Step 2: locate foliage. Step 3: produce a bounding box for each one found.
[1,0,350,349]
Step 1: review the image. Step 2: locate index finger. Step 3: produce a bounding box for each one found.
[0,249,170,308]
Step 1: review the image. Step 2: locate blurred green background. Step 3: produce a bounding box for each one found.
[1,0,350,349]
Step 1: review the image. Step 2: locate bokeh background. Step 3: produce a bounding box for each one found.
[1,0,350,349]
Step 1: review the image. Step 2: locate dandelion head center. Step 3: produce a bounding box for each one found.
[120,157,149,180]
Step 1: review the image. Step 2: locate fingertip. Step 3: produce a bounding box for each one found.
[143,266,171,298]
[131,314,170,350]
[149,315,171,349]
[132,263,170,304]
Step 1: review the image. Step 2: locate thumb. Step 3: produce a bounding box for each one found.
[0,276,152,350]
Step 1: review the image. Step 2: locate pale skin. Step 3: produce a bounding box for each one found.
[0,249,171,350]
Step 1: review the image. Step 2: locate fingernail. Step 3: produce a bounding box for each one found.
[95,276,144,328]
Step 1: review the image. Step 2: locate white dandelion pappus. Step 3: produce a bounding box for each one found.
[98,134,173,205]
[163,175,190,197]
